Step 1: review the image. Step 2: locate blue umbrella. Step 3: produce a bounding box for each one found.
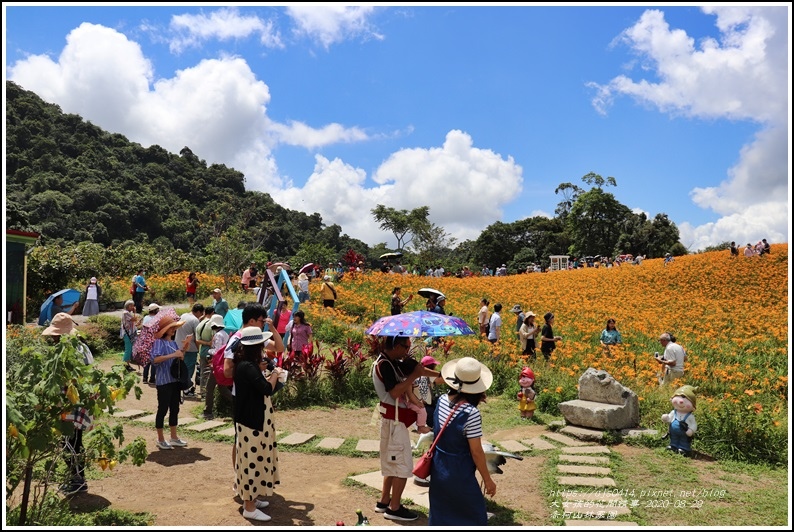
[224,308,243,334]
[38,288,81,326]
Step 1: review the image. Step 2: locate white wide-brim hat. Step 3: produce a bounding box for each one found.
[441,357,493,395]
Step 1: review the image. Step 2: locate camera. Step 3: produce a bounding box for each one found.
[654,351,660,358]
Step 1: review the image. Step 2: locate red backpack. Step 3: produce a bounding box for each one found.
[212,334,236,386]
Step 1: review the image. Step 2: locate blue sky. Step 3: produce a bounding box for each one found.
[3,4,791,251]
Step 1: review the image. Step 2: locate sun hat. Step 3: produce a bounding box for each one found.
[212,288,222,294]
[42,312,79,336]
[298,273,308,281]
[437,295,446,302]
[124,299,135,309]
[148,303,161,312]
[323,275,331,281]
[421,355,439,368]
[209,314,225,329]
[441,357,493,395]
[525,311,536,317]
[510,304,523,313]
[239,326,274,345]
[154,315,185,338]
[90,277,97,283]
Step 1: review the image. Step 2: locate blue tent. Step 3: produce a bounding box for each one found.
[38,288,81,326]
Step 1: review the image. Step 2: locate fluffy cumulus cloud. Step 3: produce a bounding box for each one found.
[8,22,370,194]
[273,130,523,246]
[285,5,383,49]
[589,6,790,247]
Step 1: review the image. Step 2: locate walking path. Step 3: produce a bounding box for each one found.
[109,404,641,525]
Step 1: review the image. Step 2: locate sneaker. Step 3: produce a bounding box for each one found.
[255,499,270,509]
[384,505,418,521]
[203,412,215,420]
[184,391,196,398]
[242,508,271,522]
[156,440,173,450]
[124,364,135,373]
[374,501,390,513]
[169,438,188,447]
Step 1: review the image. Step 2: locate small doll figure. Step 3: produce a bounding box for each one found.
[517,367,537,419]
[661,384,698,456]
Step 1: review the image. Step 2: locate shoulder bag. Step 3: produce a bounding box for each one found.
[412,401,463,480]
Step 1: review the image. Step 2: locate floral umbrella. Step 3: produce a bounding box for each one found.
[365,310,475,338]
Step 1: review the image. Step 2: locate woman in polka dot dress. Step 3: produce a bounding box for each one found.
[232,326,285,521]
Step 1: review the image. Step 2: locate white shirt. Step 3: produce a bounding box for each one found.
[663,342,686,372]
[488,312,502,340]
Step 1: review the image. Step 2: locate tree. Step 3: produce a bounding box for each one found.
[566,187,631,257]
[370,205,431,251]
[204,225,254,290]
[554,182,583,219]
[412,223,456,267]
[6,336,147,525]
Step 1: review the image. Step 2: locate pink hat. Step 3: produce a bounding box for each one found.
[421,355,439,368]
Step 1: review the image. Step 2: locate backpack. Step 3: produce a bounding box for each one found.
[170,359,193,390]
[212,336,235,387]
[131,325,157,366]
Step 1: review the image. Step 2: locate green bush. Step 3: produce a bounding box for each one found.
[695,396,787,464]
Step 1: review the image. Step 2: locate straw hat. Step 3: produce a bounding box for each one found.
[155,315,185,338]
[441,357,493,395]
[42,313,78,336]
[239,326,273,345]
[148,303,161,312]
[209,314,225,329]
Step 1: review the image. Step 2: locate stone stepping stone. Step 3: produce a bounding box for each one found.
[316,437,346,450]
[112,409,145,419]
[557,464,612,476]
[558,454,610,465]
[135,414,158,423]
[620,428,659,438]
[562,502,632,515]
[178,417,199,425]
[349,470,429,510]
[356,439,380,452]
[185,420,226,432]
[278,432,315,446]
[498,440,529,452]
[560,425,605,442]
[561,491,623,502]
[565,520,638,526]
[557,476,616,488]
[542,432,590,447]
[521,437,558,450]
[559,445,611,454]
[216,427,236,437]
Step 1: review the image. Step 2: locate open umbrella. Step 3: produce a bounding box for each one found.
[379,252,403,260]
[366,310,475,338]
[38,288,81,326]
[268,262,291,273]
[299,263,315,275]
[224,308,243,334]
[417,288,445,300]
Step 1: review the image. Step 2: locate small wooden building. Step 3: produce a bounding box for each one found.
[6,229,40,324]
[549,255,570,272]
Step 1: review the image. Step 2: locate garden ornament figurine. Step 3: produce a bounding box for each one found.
[517,367,537,419]
[661,384,698,456]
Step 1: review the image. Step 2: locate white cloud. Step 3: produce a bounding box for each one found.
[286,5,383,49]
[8,23,522,248]
[588,6,790,248]
[268,121,370,149]
[272,130,524,246]
[168,7,283,53]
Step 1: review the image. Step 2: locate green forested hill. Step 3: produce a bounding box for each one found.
[5,80,368,259]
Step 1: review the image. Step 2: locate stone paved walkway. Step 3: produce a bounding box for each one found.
[112,407,641,525]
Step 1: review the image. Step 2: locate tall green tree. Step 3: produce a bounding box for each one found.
[566,187,631,257]
[370,205,431,251]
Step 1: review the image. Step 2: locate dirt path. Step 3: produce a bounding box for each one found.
[68,359,550,526]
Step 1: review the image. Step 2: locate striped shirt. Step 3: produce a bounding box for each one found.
[436,394,483,439]
[151,339,178,386]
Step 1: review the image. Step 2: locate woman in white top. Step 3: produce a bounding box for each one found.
[519,312,539,360]
[82,277,102,317]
